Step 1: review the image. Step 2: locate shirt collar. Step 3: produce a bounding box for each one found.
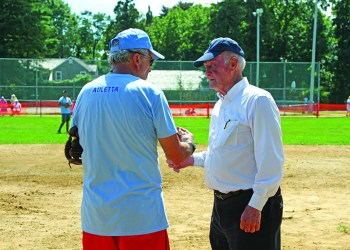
[217,77,249,102]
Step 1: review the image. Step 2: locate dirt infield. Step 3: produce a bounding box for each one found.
[0,144,349,250]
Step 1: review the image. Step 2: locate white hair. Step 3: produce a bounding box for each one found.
[108,49,148,64]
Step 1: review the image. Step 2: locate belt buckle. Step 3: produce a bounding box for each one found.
[215,192,224,200]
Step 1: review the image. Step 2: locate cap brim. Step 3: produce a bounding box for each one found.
[150,50,165,60]
[194,51,222,67]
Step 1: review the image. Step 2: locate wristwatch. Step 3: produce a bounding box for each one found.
[187,142,196,154]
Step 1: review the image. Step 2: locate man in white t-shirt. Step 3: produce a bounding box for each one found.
[57,90,72,133]
[71,28,195,250]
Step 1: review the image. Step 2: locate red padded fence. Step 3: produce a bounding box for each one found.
[0,101,347,117]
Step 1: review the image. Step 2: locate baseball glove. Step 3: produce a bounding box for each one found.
[64,126,83,168]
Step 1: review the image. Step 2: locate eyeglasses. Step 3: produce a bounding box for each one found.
[149,58,154,66]
[128,50,154,66]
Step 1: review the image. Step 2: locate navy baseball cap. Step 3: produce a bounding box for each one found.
[194,38,245,67]
[109,28,165,60]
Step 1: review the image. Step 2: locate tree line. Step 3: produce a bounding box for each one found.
[0,0,349,103]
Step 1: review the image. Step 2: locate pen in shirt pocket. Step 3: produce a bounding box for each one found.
[224,119,231,129]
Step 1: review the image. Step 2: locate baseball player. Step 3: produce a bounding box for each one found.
[57,90,72,134]
[71,28,196,250]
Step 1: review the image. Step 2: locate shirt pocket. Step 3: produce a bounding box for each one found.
[216,120,239,147]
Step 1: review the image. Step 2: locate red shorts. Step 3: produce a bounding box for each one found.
[82,230,170,250]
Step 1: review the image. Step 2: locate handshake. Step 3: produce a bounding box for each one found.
[167,127,195,173]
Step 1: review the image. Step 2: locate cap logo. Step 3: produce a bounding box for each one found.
[111,39,119,47]
[109,28,165,60]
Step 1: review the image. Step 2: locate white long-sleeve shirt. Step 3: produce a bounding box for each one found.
[193,77,284,211]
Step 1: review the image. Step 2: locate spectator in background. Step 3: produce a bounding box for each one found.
[10,94,18,105]
[0,96,7,115]
[57,90,72,134]
[12,100,21,116]
[185,108,196,116]
[10,94,18,113]
[346,96,350,116]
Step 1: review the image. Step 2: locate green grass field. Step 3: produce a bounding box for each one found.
[0,115,349,145]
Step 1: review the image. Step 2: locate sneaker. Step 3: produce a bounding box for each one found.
[57,131,61,134]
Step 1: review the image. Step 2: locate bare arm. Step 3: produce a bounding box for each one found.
[159,133,194,166]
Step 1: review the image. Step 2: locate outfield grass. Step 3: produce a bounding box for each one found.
[0,115,349,145]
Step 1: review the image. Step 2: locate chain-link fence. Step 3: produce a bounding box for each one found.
[0,58,320,107]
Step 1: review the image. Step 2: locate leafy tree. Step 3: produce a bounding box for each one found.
[329,0,350,103]
[175,1,195,11]
[159,6,170,17]
[74,12,109,60]
[147,5,212,61]
[209,0,252,59]
[0,0,51,58]
[75,11,94,59]
[91,13,111,59]
[146,6,153,26]
[45,0,79,58]
[104,0,143,53]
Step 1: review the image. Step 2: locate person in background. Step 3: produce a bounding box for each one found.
[346,95,350,116]
[10,94,18,105]
[12,100,22,115]
[71,28,196,250]
[10,94,18,114]
[57,90,72,134]
[0,96,7,115]
[168,37,284,250]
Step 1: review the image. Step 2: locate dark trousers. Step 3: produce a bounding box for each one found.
[210,188,283,250]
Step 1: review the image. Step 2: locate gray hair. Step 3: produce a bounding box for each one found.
[108,48,149,64]
[224,51,246,71]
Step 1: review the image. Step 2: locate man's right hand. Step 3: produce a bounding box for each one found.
[167,156,194,173]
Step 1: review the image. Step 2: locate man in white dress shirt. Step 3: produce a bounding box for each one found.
[168,38,284,250]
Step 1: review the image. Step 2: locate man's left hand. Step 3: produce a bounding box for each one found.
[240,205,261,233]
[176,127,194,143]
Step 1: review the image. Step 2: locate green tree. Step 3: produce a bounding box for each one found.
[75,11,94,59]
[0,0,52,58]
[330,0,350,103]
[104,0,143,53]
[146,6,153,26]
[209,0,251,58]
[75,12,110,60]
[159,6,170,17]
[148,5,212,61]
[45,0,79,58]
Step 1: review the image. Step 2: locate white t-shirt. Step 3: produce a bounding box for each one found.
[58,96,72,114]
[72,73,177,236]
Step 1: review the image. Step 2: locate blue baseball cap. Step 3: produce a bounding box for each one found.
[109,28,165,60]
[194,38,245,67]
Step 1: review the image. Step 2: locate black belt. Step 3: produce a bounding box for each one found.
[214,189,252,200]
